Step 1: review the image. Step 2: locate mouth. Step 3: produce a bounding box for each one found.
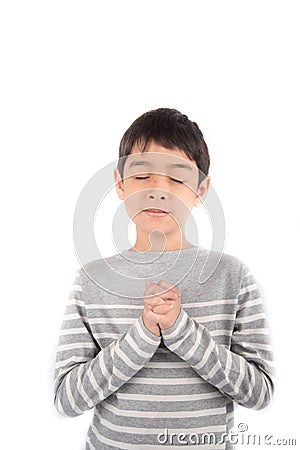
[143,208,169,217]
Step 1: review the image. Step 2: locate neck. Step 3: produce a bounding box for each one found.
[130,230,195,252]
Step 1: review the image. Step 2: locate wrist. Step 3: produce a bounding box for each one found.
[142,313,161,337]
[159,306,182,330]
[160,308,187,336]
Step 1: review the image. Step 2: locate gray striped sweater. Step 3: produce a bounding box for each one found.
[54,246,275,449]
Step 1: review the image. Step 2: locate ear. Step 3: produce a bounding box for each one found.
[114,167,125,200]
[194,176,211,207]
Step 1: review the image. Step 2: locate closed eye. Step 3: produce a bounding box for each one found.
[135,176,184,184]
[170,178,184,183]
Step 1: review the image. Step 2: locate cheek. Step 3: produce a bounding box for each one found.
[176,188,195,205]
[123,188,145,220]
[123,181,145,197]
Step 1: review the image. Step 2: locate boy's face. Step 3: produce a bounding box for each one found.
[114,141,210,249]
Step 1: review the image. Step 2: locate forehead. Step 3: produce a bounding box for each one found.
[125,142,198,175]
[130,142,197,165]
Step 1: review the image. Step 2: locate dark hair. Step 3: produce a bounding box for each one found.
[117,108,210,189]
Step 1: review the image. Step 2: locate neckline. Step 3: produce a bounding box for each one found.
[120,245,206,259]
[126,245,196,253]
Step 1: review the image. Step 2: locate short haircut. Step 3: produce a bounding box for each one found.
[117,108,210,190]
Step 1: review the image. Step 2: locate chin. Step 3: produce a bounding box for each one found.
[138,222,179,238]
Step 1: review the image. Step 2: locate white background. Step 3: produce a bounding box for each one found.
[1,1,299,449]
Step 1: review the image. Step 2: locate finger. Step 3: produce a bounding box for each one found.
[145,284,178,298]
[144,299,175,312]
[144,281,159,296]
[158,280,176,290]
[144,296,165,307]
[144,305,153,311]
[144,307,165,323]
[144,285,163,297]
[152,303,174,315]
[157,280,180,295]
[145,289,178,302]
[157,291,178,301]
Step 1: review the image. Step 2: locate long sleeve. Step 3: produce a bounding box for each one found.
[161,265,275,410]
[54,270,161,417]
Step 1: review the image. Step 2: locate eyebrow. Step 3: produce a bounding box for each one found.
[127,160,193,171]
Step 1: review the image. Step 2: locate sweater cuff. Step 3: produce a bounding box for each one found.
[135,315,161,348]
[161,308,191,343]
[161,309,218,378]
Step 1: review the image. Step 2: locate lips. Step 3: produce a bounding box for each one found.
[144,208,168,213]
[143,208,169,217]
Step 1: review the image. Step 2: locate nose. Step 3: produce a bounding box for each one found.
[146,174,169,201]
[147,189,168,201]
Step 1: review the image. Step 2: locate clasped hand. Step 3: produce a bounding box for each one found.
[142,280,181,337]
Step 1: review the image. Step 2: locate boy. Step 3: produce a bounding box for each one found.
[54,108,275,449]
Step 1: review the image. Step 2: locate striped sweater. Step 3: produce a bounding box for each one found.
[54,246,275,449]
